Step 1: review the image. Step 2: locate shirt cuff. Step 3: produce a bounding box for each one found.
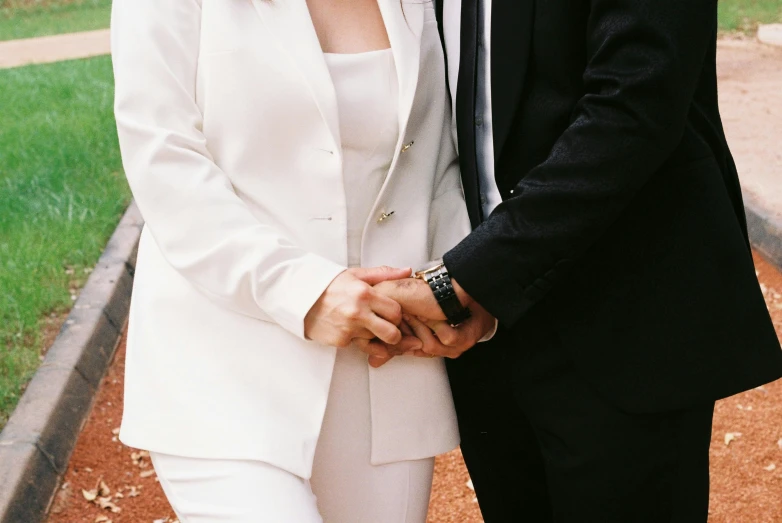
[477,318,499,343]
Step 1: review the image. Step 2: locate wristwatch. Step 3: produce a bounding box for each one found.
[413,260,472,327]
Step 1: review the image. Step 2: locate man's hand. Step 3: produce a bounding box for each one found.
[369,276,495,364]
[373,278,446,320]
[412,300,496,358]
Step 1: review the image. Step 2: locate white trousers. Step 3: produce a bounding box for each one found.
[150,348,435,522]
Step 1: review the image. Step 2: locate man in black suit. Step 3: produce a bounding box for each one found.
[375,0,782,520]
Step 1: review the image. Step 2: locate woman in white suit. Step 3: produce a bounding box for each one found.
[111,0,494,521]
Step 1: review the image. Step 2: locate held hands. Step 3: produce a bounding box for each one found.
[304,266,496,367]
[368,277,496,367]
[303,266,425,358]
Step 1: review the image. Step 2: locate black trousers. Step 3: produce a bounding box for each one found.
[446,305,715,523]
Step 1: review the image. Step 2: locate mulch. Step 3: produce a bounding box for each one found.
[46,252,782,523]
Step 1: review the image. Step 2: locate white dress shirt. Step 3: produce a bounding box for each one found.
[443,0,502,219]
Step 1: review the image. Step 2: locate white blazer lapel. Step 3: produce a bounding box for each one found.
[248,0,341,149]
[378,0,424,165]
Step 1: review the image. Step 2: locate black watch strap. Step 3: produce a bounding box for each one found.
[421,266,471,327]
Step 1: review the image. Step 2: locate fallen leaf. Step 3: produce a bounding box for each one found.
[127,486,141,498]
[466,479,474,491]
[111,427,120,435]
[139,469,157,479]
[82,489,98,502]
[99,480,111,497]
[96,496,121,513]
[94,516,112,523]
[764,463,777,472]
[131,450,151,468]
[724,432,742,446]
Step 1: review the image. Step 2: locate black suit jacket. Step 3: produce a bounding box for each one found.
[439,0,782,412]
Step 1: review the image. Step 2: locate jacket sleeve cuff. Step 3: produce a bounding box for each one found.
[262,254,346,341]
[444,234,571,328]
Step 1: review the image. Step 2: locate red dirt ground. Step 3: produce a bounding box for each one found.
[47,252,782,523]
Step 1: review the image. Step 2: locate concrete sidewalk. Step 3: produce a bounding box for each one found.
[0,29,109,69]
[717,39,782,267]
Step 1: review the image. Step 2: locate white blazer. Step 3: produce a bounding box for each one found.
[112,0,471,479]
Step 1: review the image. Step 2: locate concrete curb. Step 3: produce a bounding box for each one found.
[758,24,782,48]
[0,202,142,523]
[746,191,782,272]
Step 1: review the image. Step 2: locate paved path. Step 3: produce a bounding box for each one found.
[717,38,782,223]
[0,29,109,69]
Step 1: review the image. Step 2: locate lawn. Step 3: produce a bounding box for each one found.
[0,0,111,41]
[719,0,782,32]
[0,56,129,429]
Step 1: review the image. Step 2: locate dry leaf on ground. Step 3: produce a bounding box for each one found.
[724,432,742,446]
[96,497,121,513]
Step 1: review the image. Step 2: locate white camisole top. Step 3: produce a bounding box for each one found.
[323,49,399,267]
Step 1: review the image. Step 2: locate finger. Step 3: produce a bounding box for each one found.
[352,266,412,286]
[399,321,415,337]
[351,327,379,340]
[369,292,403,325]
[383,335,423,356]
[404,315,452,357]
[422,319,461,347]
[364,313,403,345]
[353,338,393,358]
[368,354,394,368]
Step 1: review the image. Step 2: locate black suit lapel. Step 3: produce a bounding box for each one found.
[455,0,482,226]
[491,0,534,164]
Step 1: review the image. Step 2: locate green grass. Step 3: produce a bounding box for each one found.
[719,0,782,32]
[0,56,129,429]
[0,0,111,41]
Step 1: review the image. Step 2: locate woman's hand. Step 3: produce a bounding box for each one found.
[304,266,416,350]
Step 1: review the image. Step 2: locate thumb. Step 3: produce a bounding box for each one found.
[352,266,412,286]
